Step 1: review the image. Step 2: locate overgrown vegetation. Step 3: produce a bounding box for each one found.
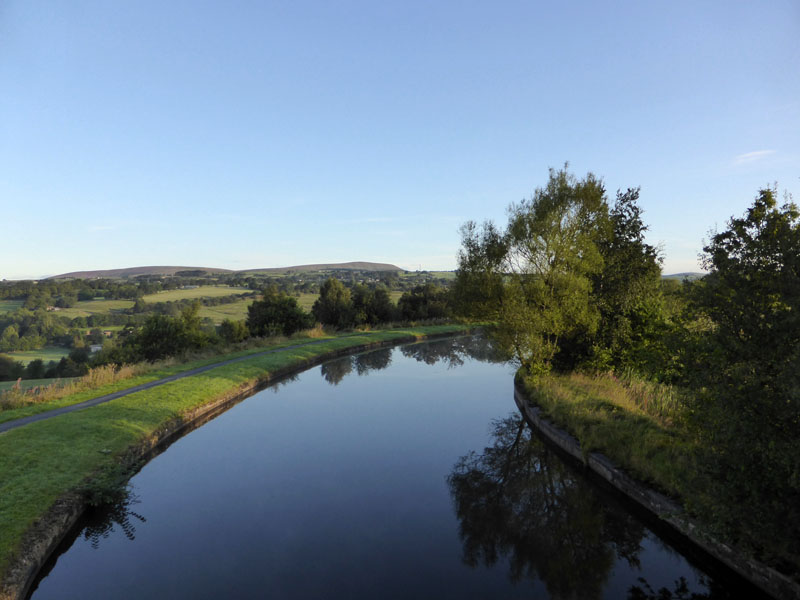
[454,166,800,578]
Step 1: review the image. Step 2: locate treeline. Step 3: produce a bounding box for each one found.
[454,165,799,572]
[8,281,455,368]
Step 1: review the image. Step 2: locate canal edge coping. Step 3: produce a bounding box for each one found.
[513,383,799,600]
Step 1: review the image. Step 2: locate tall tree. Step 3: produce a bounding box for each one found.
[692,186,800,562]
[247,286,310,337]
[312,278,354,328]
[498,167,609,376]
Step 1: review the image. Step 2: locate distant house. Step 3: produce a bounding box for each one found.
[89,344,103,354]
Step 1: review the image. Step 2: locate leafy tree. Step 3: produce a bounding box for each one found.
[0,325,19,352]
[247,286,311,337]
[312,278,354,328]
[499,167,609,375]
[453,220,507,319]
[0,356,24,381]
[585,187,664,371]
[352,284,396,325]
[218,319,249,343]
[25,358,46,379]
[690,186,800,563]
[398,283,451,321]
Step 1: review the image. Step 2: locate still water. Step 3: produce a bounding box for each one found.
[30,337,747,599]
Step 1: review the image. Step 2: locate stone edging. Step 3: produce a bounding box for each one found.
[513,383,799,600]
[2,330,471,600]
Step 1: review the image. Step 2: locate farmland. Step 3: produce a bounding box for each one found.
[0,301,23,314]
[198,299,253,323]
[56,299,135,318]
[0,347,70,365]
[141,285,251,303]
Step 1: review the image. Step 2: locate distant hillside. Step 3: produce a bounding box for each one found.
[662,272,706,281]
[239,262,404,274]
[49,266,235,279]
[49,261,404,279]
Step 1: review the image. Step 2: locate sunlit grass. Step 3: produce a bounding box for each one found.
[141,285,251,303]
[518,370,695,499]
[0,324,474,576]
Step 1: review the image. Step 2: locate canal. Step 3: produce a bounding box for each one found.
[29,336,749,598]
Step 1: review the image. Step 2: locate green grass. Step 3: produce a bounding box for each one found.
[0,378,76,392]
[0,347,70,366]
[517,371,695,499]
[198,299,254,323]
[57,299,135,318]
[0,301,23,314]
[0,324,475,578]
[141,286,251,303]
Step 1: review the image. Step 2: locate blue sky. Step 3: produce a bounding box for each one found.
[1,1,798,279]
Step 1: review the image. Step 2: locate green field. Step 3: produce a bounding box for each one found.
[0,300,23,314]
[0,378,76,392]
[0,347,70,365]
[198,299,254,323]
[142,285,252,303]
[56,299,135,318]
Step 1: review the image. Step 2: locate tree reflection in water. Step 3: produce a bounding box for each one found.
[400,334,503,368]
[81,490,146,550]
[447,415,721,600]
[320,334,503,387]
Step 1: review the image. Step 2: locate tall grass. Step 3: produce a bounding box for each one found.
[0,364,144,411]
[519,370,696,499]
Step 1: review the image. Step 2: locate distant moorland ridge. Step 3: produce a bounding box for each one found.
[49,262,405,279]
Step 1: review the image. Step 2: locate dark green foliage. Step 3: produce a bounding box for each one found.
[0,356,24,381]
[133,302,213,361]
[689,187,800,567]
[218,319,249,343]
[352,285,397,325]
[453,220,506,319]
[312,278,355,328]
[586,188,665,371]
[246,287,311,337]
[398,284,451,320]
[25,359,46,379]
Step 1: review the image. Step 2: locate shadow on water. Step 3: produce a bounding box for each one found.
[447,414,734,600]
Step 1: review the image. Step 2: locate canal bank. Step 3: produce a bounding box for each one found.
[0,325,477,600]
[513,382,800,600]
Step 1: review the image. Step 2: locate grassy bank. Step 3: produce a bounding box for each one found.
[0,324,473,580]
[516,371,695,504]
[517,370,800,589]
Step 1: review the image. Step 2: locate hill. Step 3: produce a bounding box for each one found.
[662,272,706,281]
[49,266,235,279]
[240,261,403,274]
[48,262,404,279]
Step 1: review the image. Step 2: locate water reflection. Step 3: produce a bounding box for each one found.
[321,335,502,386]
[447,415,723,600]
[400,334,503,367]
[81,491,146,549]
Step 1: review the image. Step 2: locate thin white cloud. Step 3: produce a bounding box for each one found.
[733,150,776,165]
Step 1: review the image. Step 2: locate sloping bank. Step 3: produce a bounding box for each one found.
[0,324,476,600]
[514,374,799,600]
